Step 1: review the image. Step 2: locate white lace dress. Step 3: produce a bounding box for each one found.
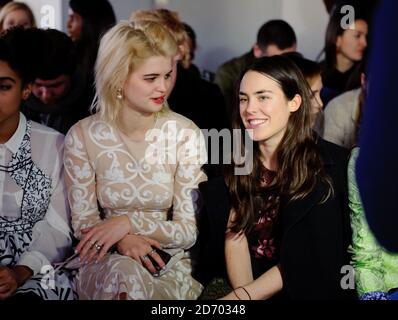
[64,110,207,300]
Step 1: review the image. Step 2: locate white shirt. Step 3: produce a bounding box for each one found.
[0,113,72,275]
[323,88,361,149]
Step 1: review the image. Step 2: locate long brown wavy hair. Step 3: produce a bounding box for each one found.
[225,56,333,234]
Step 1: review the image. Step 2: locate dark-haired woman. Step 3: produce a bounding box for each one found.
[200,56,355,300]
[0,28,73,300]
[67,0,116,110]
[320,9,368,105]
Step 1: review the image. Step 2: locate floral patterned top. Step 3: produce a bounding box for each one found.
[248,168,280,263]
[64,111,207,255]
[348,147,398,297]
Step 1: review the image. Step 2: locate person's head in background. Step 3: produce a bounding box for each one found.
[253,19,297,58]
[0,0,12,11]
[67,0,115,72]
[94,20,178,123]
[324,9,368,73]
[0,1,36,32]
[182,22,196,67]
[283,53,323,130]
[32,29,77,105]
[0,27,38,142]
[182,22,202,78]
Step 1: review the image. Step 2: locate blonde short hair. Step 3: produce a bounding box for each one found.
[131,9,190,69]
[94,20,178,122]
[0,2,36,32]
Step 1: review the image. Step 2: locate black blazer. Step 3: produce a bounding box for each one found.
[195,138,356,300]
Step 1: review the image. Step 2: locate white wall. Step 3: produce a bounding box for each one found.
[61,0,152,31]
[55,0,328,73]
[22,0,62,29]
[161,0,329,72]
[164,0,281,73]
[281,0,329,61]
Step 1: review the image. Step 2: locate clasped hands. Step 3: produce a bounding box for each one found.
[76,215,167,275]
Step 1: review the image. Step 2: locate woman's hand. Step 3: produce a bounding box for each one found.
[76,215,132,263]
[0,266,33,300]
[117,234,166,275]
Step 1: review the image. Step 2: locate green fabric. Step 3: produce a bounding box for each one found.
[198,277,232,300]
[348,147,398,296]
[215,51,255,112]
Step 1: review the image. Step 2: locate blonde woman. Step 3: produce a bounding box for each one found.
[0,1,36,32]
[131,9,228,131]
[64,20,207,300]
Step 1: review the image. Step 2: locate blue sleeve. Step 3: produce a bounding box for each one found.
[356,0,398,252]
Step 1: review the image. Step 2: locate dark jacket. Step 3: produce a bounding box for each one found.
[195,138,355,300]
[215,51,255,117]
[22,73,92,135]
[168,64,229,131]
[357,0,398,252]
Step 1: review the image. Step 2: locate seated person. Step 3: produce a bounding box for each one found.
[215,20,297,113]
[348,148,398,300]
[22,29,91,134]
[0,1,36,32]
[200,56,355,300]
[320,7,368,106]
[0,28,73,300]
[131,9,228,131]
[323,88,362,149]
[64,21,207,300]
[323,62,366,149]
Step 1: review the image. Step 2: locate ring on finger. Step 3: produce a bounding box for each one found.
[148,249,156,255]
[95,243,102,251]
[141,255,149,261]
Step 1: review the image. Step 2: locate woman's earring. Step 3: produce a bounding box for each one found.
[116,88,123,100]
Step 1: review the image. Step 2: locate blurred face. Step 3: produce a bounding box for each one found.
[308,75,323,127]
[0,60,30,134]
[264,43,296,57]
[122,56,174,115]
[32,75,71,105]
[239,70,300,146]
[336,19,368,63]
[254,43,297,58]
[67,9,83,42]
[2,9,32,30]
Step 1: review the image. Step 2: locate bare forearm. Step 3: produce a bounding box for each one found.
[225,232,253,288]
[245,265,283,300]
[221,265,283,300]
